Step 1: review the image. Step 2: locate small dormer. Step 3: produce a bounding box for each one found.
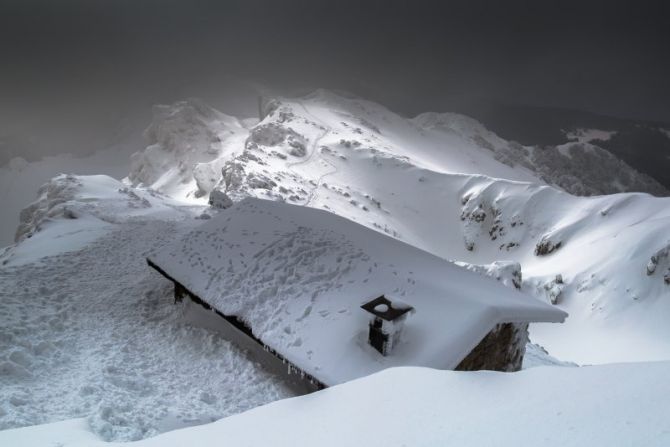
[361,295,414,356]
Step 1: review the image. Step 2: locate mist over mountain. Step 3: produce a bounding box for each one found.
[2,0,670,164]
[457,102,670,189]
[2,2,670,446]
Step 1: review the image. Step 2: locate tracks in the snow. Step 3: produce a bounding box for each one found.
[286,103,338,207]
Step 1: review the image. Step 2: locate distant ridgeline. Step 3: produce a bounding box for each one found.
[458,102,670,194]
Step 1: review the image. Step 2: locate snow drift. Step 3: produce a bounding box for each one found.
[2,362,668,447]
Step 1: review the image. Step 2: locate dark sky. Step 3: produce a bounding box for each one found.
[1,0,670,158]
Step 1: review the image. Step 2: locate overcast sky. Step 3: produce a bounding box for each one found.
[1,0,669,158]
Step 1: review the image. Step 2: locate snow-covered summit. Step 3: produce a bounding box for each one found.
[126,90,665,216]
[148,198,565,386]
[127,98,250,201]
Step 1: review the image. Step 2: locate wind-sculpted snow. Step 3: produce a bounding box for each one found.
[0,147,136,247]
[6,174,181,264]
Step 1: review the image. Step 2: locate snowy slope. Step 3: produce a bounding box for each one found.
[452,180,670,363]
[149,198,565,385]
[3,362,669,447]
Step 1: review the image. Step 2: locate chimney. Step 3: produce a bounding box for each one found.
[361,295,414,356]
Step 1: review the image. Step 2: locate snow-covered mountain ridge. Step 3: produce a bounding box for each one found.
[128,90,665,203]
[2,89,670,441]
[9,90,670,365]
[123,90,670,363]
[413,110,667,196]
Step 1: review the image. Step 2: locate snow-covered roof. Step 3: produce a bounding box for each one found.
[149,198,566,386]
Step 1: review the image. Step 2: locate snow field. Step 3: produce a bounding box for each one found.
[2,362,668,447]
[0,206,294,441]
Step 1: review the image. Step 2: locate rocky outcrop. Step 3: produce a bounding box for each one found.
[456,323,529,372]
[208,190,234,209]
[14,174,83,242]
[454,260,529,371]
[127,98,246,198]
[543,274,565,304]
[535,237,563,256]
[456,260,523,291]
[246,123,307,157]
[460,193,524,252]
[646,243,670,285]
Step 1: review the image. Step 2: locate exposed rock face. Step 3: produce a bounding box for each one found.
[459,193,524,253]
[454,260,529,371]
[535,237,562,256]
[457,260,523,290]
[646,243,670,285]
[543,274,565,304]
[208,190,234,209]
[456,322,529,372]
[13,175,155,245]
[14,174,83,242]
[246,123,307,157]
[127,98,246,198]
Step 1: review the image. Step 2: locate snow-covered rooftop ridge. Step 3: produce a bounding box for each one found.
[149,197,566,385]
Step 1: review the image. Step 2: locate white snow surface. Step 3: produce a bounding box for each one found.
[3,89,670,442]
[149,198,565,386]
[0,175,293,441]
[2,362,669,447]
